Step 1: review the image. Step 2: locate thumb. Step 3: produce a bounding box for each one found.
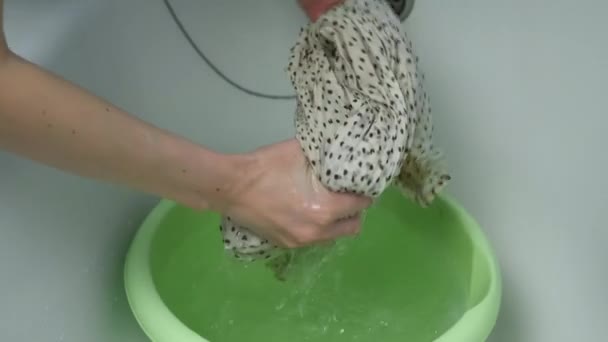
[330,190,372,219]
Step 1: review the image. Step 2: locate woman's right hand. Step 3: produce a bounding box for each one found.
[219,139,371,248]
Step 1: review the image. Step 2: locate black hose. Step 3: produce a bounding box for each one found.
[161,0,297,100]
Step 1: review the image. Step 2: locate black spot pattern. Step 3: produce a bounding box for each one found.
[220,0,449,268]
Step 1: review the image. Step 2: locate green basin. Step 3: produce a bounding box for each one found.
[124,187,501,341]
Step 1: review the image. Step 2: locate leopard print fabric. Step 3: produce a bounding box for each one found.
[220,0,449,273]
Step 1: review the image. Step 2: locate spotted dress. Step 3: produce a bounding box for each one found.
[219,0,449,278]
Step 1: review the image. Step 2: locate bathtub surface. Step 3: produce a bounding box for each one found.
[1,0,606,341]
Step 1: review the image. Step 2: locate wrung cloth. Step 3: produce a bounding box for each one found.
[219,0,450,277]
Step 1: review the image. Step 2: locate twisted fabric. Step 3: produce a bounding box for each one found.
[220,0,449,277]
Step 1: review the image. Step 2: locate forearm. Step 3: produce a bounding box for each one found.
[0,52,244,210]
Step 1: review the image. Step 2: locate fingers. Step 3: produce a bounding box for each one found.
[277,213,364,249]
[272,192,371,249]
[321,213,363,240]
[329,191,373,219]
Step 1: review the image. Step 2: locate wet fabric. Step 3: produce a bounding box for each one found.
[220,0,449,277]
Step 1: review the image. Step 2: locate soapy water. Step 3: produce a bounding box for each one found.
[201,247,421,342]
[158,243,466,341]
[151,192,472,342]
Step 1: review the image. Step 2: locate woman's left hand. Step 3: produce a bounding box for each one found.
[298,0,344,21]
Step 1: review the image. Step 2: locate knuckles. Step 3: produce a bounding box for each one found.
[281,225,323,248]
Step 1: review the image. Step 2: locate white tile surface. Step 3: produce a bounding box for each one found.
[1,0,606,341]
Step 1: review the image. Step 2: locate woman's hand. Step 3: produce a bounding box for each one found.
[220,139,371,248]
[0,41,369,250]
[298,0,344,21]
[0,0,368,250]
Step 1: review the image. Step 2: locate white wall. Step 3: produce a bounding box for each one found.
[1,0,606,341]
[405,1,608,341]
